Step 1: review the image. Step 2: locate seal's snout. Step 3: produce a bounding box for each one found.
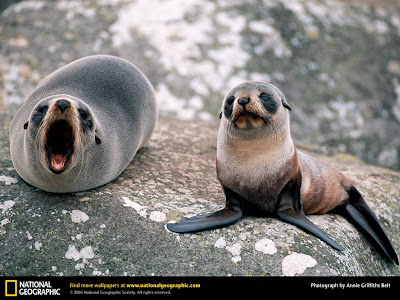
[40,99,78,174]
[56,99,71,113]
[229,94,267,129]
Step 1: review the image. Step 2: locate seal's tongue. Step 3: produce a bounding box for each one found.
[51,154,66,170]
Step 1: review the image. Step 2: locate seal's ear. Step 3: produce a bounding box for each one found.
[23,121,29,130]
[219,111,222,119]
[282,98,291,111]
[93,119,102,145]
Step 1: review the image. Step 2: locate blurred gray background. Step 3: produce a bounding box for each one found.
[1,0,400,171]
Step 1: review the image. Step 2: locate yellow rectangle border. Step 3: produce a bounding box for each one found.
[5,280,17,297]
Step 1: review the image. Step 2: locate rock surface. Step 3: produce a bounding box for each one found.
[0,114,399,276]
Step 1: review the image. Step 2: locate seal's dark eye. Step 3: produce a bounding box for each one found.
[227,96,235,105]
[32,105,48,124]
[38,105,48,115]
[259,93,272,102]
[259,92,278,114]
[78,109,88,119]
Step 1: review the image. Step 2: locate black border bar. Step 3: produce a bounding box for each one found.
[0,276,398,297]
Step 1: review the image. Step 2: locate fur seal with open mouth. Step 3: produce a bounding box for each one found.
[167,81,398,265]
[9,55,158,193]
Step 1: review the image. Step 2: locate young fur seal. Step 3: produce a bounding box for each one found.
[167,81,398,265]
[9,55,158,193]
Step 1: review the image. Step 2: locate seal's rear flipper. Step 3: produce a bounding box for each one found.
[277,174,344,251]
[277,210,344,251]
[166,208,242,233]
[339,186,399,265]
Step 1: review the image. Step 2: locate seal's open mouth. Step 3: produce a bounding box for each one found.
[45,120,74,174]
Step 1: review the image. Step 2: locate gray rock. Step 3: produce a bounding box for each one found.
[0,114,399,276]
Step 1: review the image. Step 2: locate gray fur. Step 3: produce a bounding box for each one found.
[9,55,158,193]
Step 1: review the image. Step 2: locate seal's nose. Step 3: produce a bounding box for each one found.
[238,97,250,106]
[56,100,70,113]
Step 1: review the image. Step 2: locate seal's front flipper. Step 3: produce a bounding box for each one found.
[166,208,242,233]
[339,186,399,265]
[166,187,243,233]
[277,174,344,251]
[277,210,344,251]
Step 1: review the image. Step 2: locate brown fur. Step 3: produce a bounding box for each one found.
[218,81,352,216]
[298,151,352,214]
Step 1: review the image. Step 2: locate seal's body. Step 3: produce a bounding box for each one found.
[10,55,157,193]
[167,81,398,265]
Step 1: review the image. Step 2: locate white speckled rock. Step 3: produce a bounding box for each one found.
[282,253,317,276]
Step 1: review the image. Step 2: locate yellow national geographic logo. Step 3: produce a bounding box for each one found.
[5,280,17,297]
[4,280,61,296]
